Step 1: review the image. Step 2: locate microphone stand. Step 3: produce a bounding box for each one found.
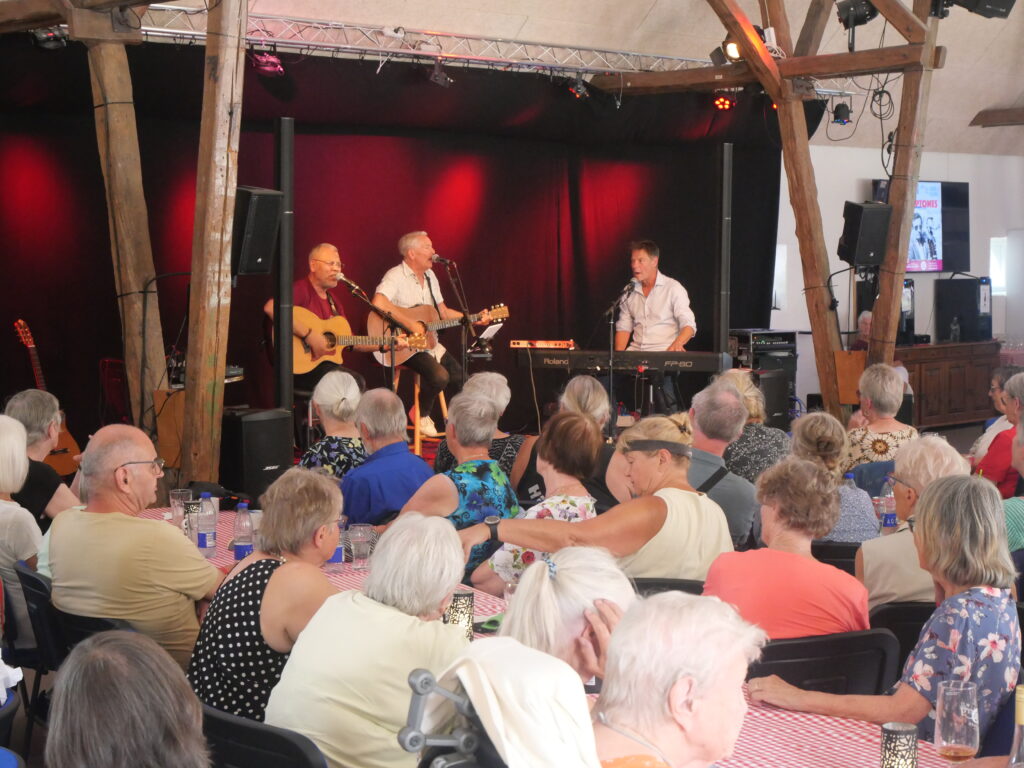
[440,261,477,384]
[339,279,414,391]
[603,283,631,441]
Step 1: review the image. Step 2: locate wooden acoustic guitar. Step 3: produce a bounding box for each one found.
[292,306,428,375]
[367,303,510,367]
[13,319,82,476]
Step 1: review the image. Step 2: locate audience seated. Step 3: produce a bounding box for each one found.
[703,457,869,639]
[340,388,433,525]
[688,382,760,548]
[0,414,43,651]
[975,372,1022,499]
[592,592,766,768]
[513,375,631,511]
[791,412,877,544]
[856,435,970,610]
[751,474,1020,742]
[45,630,210,768]
[49,424,223,669]
[4,388,80,532]
[717,369,790,485]
[401,393,521,577]
[842,364,918,472]
[500,546,637,680]
[970,366,1021,465]
[298,371,368,482]
[189,468,340,721]
[434,372,527,476]
[459,414,732,580]
[471,411,602,596]
[265,513,468,768]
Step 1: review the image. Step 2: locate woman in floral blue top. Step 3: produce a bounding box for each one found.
[401,393,520,579]
[747,474,1020,740]
[298,372,368,482]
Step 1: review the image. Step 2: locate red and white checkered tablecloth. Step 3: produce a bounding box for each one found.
[722,688,945,768]
[140,507,506,617]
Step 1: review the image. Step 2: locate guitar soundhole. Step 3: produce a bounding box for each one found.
[324,333,336,349]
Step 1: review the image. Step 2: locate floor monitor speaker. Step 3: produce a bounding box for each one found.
[220,408,292,502]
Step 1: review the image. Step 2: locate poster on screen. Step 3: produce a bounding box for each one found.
[906,181,943,272]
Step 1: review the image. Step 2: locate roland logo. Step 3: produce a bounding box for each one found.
[542,356,569,366]
[262,464,281,471]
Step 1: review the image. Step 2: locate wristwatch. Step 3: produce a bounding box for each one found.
[484,515,501,542]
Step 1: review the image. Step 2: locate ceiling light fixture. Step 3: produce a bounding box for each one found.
[251,51,284,77]
[31,27,67,50]
[832,102,853,124]
[569,72,590,99]
[430,59,453,87]
[836,0,880,51]
[721,25,765,62]
[714,93,736,111]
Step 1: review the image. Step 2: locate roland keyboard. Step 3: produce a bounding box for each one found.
[515,349,732,374]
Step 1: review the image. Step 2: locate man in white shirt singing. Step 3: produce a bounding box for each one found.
[614,240,696,412]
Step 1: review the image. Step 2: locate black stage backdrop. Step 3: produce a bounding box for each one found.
[0,35,823,439]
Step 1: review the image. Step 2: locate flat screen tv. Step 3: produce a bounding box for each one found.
[872,179,970,273]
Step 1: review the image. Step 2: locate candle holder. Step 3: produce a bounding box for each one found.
[881,722,918,768]
[443,590,474,641]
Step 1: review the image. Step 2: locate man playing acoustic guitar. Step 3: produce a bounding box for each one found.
[372,231,490,438]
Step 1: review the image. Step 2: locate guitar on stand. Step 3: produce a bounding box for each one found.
[367,304,510,367]
[13,319,82,476]
[290,306,428,375]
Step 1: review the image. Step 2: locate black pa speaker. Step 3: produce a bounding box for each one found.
[219,408,292,502]
[231,186,283,276]
[934,278,993,344]
[951,0,1015,18]
[838,201,892,267]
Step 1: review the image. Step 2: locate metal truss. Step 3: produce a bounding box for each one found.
[138,4,711,76]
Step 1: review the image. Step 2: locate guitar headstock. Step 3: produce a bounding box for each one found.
[488,304,510,322]
[407,334,429,350]
[14,319,35,348]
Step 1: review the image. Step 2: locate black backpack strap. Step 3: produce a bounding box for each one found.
[696,465,730,494]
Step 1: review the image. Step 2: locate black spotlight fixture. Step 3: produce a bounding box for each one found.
[837,0,879,51]
[721,25,765,62]
[31,27,68,50]
[568,72,590,100]
[832,102,852,124]
[429,59,453,88]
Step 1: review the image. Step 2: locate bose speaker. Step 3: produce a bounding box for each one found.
[231,186,283,276]
[838,201,892,266]
[219,408,292,502]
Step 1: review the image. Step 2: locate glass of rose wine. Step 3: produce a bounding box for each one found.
[935,680,979,763]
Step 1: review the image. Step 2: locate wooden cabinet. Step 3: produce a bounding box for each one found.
[897,341,1001,428]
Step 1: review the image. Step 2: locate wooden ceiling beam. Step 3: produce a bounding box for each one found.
[868,0,928,43]
[763,0,793,55]
[970,107,1024,127]
[794,0,833,56]
[706,0,784,101]
[0,0,149,34]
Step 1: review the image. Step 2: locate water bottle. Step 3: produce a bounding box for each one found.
[1006,686,1024,766]
[879,477,898,534]
[197,492,218,559]
[233,502,253,561]
[842,472,857,492]
[325,515,347,573]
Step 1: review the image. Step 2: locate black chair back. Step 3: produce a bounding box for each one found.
[53,609,134,649]
[747,628,899,695]
[869,601,935,669]
[202,704,327,768]
[810,541,860,576]
[631,578,704,596]
[851,460,895,498]
[1011,550,1024,599]
[0,689,20,749]
[13,563,66,673]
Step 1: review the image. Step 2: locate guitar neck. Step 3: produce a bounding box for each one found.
[28,347,47,391]
[426,313,480,332]
[333,335,397,347]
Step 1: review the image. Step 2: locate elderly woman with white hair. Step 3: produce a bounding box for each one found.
[842,363,918,472]
[265,513,469,768]
[593,592,766,768]
[855,434,970,609]
[752,475,1020,743]
[188,468,339,721]
[402,392,521,578]
[298,370,367,481]
[434,371,527,476]
[975,371,1023,499]
[716,369,790,485]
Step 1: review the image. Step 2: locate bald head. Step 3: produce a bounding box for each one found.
[80,425,155,498]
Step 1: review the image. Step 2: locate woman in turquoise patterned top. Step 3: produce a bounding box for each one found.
[402,393,520,578]
[298,371,368,483]
[748,475,1020,741]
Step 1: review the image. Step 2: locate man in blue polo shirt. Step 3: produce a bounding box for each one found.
[341,388,433,525]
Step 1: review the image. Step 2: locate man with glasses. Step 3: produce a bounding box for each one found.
[49,424,223,669]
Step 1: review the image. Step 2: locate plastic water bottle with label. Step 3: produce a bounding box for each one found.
[842,472,857,492]
[325,514,348,573]
[233,502,253,561]
[197,492,218,558]
[879,477,898,534]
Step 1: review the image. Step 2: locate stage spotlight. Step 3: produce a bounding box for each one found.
[251,51,284,77]
[721,25,765,62]
[836,0,879,29]
[430,59,453,88]
[569,72,590,99]
[31,27,67,50]
[714,93,736,111]
[832,102,852,124]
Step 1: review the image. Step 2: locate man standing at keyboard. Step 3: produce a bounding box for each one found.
[614,240,696,413]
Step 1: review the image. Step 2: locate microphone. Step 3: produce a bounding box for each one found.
[620,279,636,295]
[431,255,454,266]
[337,272,365,294]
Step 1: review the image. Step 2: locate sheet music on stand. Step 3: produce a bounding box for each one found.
[468,323,503,360]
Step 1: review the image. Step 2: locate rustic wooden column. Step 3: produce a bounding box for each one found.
[87,42,166,435]
[180,0,247,483]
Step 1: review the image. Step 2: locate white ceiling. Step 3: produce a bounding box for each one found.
[247,0,1024,155]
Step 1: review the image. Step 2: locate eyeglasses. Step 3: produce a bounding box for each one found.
[117,458,166,473]
[907,516,917,533]
[312,258,343,270]
[888,474,910,489]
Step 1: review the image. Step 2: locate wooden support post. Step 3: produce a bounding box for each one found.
[794,0,833,56]
[869,3,939,366]
[87,41,165,435]
[180,0,247,483]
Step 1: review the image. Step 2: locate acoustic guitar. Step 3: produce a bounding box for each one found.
[367,303,510,367]
[292,306,428,375]
[13,319,82,476]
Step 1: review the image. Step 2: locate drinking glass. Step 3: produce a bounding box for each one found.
[348,524,373,571]
[169,488,192,530]
[934,680,979,763]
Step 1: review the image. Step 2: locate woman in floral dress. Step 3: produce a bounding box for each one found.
[748,474,1020,741]
[471,410,604,596]
[842,363,918,472]
[299,371,368,482]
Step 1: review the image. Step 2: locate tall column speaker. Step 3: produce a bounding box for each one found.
[219,408,292,502]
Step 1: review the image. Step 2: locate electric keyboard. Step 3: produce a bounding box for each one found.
[515,349,732,374]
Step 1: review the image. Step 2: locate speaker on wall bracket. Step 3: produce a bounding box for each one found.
[838,201,892,267]
[231,186,284,276]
